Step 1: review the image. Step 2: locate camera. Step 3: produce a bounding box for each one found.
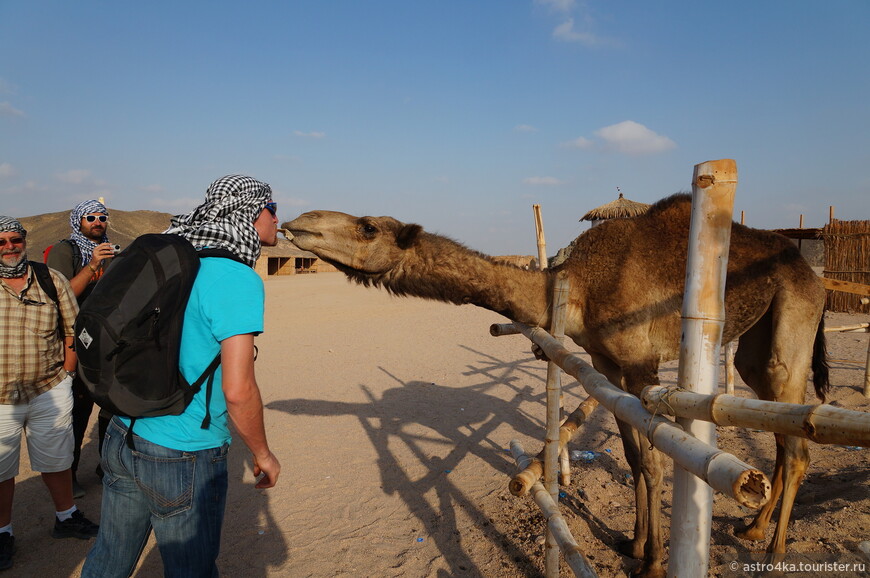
[112,244,122,255]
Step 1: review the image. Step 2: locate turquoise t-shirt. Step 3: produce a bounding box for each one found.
[120,257,265,451]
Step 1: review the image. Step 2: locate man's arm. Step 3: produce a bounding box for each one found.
[46,241,115,298]
[221,333,280,489]
[63,336,77,372]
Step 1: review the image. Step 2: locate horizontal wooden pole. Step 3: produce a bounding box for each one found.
[510,396,599,496]
[641,385,870,446]
[490,323,521,336]
[824,323,869,333]
[822,277,870,297]
[502,322,770,509]
[511,441,598,578]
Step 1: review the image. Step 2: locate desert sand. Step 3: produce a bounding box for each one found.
[7,272,870,577]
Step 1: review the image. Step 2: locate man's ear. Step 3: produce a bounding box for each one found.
[396,224,422,250]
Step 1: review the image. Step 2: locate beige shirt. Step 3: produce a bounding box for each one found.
[0,264,79,404]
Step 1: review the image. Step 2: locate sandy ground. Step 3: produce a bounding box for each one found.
[7,273,870,577]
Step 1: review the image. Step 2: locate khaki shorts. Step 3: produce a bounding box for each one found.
[0,375,74,481]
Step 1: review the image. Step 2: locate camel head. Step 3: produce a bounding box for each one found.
[283,211,424,278]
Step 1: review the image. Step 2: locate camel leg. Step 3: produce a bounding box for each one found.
[616,418,648,560]
[626,369,666,578]
[769,434,809,553]
[591,355,648,560]
[733,299,817,549]
[736,437,783,541]
[592,354,666,577]
[733,313,779,541]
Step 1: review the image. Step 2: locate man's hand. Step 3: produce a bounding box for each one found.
[253,451,281,489]
[89,242,116,268]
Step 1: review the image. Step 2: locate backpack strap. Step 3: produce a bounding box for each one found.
[124,352,222,449]
[197,247,246,264]
[29,261,63,335]
[61,239,83,274]
[30,261,59,305]
[190,352,222,430]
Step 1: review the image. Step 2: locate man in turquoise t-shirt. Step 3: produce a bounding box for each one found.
[82,176,282,577]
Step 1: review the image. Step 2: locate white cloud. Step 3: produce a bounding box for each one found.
[595,120,676,155]
[552,18,602,45]
[56,169,92,184]
[523,176,564,186]
[0,102,24,117]
[0,163,17,178]
[294,130,326,139]
[561,136,594,149]
[514,124,538,133]
[535,0,575,13]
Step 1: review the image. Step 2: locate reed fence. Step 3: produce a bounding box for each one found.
[823,219,870,313]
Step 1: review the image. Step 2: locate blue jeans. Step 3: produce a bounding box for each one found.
[81,418,229,578]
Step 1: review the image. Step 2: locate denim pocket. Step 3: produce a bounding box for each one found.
[132,449,195,518]
[101,424,125,486]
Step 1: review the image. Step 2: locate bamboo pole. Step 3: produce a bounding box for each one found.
[670,159,737,577]
[509,395,600,496]
[511,441,598,577]
[642,386,870,446]
[823,323,870,397]
[490,323,521,336]
[544,272,569,578]
[499,321,770,509]
[824,323,869,333]
[533,204,548,271]
[724,342,735,395]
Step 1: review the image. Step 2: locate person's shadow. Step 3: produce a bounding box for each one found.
[267,346,567,577]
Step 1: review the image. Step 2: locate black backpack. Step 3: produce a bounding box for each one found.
[74,234,237,446]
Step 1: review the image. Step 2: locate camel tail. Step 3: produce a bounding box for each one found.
[812,317,831,402]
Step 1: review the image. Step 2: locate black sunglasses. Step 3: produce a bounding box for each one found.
[84,215,108,223]
[0,237,24,247]
[265,201,278,217]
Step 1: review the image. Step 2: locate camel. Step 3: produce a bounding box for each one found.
[283,193,829,578]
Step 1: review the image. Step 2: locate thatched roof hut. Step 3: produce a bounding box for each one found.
[552,192,652,266]
[580,192,651,223]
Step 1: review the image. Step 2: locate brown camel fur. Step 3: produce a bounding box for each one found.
[284,193,829,578]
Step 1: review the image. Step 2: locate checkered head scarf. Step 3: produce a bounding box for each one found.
[0,216,28,278]
[70,199,109,267]
[164,175,272,267]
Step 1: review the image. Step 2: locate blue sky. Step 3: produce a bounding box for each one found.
[1,1,868,255]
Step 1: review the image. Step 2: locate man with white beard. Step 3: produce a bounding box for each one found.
[0,216,99,571]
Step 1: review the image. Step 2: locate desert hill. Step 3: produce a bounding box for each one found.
[19,208,175,258]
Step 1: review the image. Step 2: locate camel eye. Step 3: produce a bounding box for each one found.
[361,223,378,236]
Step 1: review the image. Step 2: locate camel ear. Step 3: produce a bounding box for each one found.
[396,224,422,250]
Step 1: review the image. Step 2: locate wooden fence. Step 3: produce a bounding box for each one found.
[823,219,870,313]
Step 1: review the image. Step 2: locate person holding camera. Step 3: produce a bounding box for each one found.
[46,199,116,498]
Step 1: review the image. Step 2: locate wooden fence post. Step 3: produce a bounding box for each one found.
[670,159,737,577]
